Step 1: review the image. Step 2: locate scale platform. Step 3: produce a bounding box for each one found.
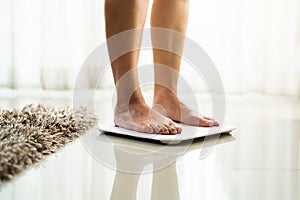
[97,121,236,144]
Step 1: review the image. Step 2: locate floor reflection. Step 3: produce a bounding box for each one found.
[111,148,180,200]
[81,129,235,200]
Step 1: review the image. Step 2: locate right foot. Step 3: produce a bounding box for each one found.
[114,103,182,134]
[153,86,219,127]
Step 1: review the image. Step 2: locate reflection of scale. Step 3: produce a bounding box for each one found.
[97,121,236,144]
[82,126,236,173]
[82,129,237,199]
[83,126,237,173]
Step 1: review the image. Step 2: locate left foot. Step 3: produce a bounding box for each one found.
[153,87,219,127]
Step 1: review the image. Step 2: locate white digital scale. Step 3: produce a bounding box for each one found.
[97,121,236,144]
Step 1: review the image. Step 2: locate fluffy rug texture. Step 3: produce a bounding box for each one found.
[0,104,97,184]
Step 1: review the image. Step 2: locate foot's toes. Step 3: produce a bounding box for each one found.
[184,115,216,127]
[169,126,177,135]
[152,121,180,135]
[150,124,162,134]
[161,125,170,135]
[165,122,177,135]
[154,125,167,134]
[213,120,219,126]
[203,116,219,126]
[203,116,212,120]
[158,128,164,134]
[199,117,214,127]
[172,122,182,133]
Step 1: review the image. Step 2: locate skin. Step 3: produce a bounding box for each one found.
[105,0,218,135]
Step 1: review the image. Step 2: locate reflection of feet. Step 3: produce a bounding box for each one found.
[114,102,182,134]
[153,87,219,127]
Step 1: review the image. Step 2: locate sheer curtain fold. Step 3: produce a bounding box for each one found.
[0,0,105,89]
[0,0,299,96]
[187,0,300,96]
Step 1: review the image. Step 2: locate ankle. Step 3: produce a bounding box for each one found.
[154,85,177,103]
[116,89,146,108]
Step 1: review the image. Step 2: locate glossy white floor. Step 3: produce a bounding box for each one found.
[0,89,299,200]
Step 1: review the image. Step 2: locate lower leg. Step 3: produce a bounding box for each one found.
[105,0,148,105]
[151,0,189,94]
[151,0,218,126]
[105,0,181,134]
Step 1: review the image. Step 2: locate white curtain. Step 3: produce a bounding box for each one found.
[0,0,299,96]
[0,0,105,89]
[186,0,300,96]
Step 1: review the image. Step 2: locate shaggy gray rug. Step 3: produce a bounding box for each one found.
[0,104,97,184]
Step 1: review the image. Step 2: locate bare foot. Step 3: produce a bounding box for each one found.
[153,88,219,127]
[114,102,182,134]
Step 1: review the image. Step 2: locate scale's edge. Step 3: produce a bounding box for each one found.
[96,125,236,144]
